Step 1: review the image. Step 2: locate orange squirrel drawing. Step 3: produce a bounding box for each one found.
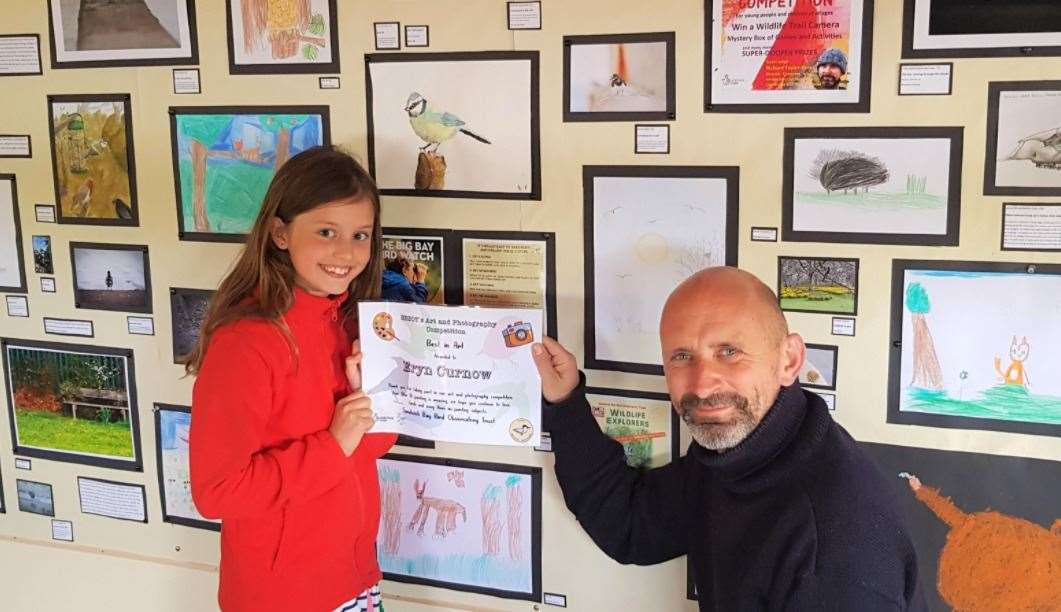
[993,336,1031,387]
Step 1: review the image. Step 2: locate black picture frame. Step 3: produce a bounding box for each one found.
[169,105,332,243]
[154,403,221,532]
[225,0,340,75]
[0,175,28,294]
[782,126,963,246]
[379,453,542,602]
[583,386,681,465]
[896,63,953,96]
[365,51,541,201]
[169,287,214,363]
[48,94,139,227]
[777,256,860,316]
[0,463,5,513]
[46,0,198,69]
[404,25,430,48]
[703,0,874,113]
[563,32,676,122]
[0,34,42,76]
[16,479,54,517]
[33,235,54,275]
[583,165,740,375]
[69,242,152,314]
[801,343,839,391]
[901,0,1061,59]
[984,81,1061,197]
[888,259,1061,438]
[1001,202,1061,252]
[0,134,32,158]
[77,476,148,523]
[2,337,144,472]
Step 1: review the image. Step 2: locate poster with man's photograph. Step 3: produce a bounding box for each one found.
[563,32,675,122]
[48,95,139,226]
[47,0,199,68]
[170,288,213,363]
[585,166,739,375]
[226,0,340,74]
[0,175,27,293]
[902,0,1061,58]
[16,479,54,516]
[70,243,152,314]
[705,0,872,112]
[366,51,541,200]
[783,127,962,245]
[34,235,54,275]
[778,256,859,316]
[155,404,219,530]
[985,81,1061,196]
[382,234,445,304]
[2,338,143,471]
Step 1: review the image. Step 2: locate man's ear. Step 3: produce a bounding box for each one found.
[778,333,806,386]
[269,217,288,250]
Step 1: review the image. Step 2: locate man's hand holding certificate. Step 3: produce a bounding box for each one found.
[357,302,543,446]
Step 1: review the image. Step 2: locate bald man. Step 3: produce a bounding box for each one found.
[533,267,925,611]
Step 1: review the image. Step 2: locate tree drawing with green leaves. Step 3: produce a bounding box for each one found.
[907,282,944,390]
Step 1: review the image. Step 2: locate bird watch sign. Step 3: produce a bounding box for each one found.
[358,301,543,446]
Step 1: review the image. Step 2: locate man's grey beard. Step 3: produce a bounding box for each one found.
[819,74,839,88]
[680,391,761,452]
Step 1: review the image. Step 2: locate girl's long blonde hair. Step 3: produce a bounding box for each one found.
[184,146,383,375]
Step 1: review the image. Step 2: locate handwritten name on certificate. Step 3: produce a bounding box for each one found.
[358,301,543,446]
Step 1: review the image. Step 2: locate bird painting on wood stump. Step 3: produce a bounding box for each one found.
[404,92,491,190]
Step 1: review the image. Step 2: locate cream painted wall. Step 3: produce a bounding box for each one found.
[1,1,1059,611]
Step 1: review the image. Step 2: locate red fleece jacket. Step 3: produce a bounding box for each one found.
[190,288,396,612]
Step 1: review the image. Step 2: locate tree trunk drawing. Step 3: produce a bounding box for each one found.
[191,139,210,232]
[274,127,291,171]
[415,152,446,190]
[481,485,503,556]
[241,0,269,54]
[910,313,944,390]
[380,479,402,555]
[506,481,524,561]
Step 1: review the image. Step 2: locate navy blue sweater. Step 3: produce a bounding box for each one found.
[545,381,926,611]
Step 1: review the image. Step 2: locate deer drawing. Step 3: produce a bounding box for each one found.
[407,479,466,539]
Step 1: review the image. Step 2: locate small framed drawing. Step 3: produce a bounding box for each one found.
[225,0,340,74]
[799,344,838,390]
[782,127,963,246]
[984,81,1061,197]
[563,32,676,122]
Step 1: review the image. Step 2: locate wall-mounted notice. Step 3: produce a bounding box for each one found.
[508,1,542,30]
[635,125,670,154]
[1002,204,1061,251]
[0,35,42,76]
[374,22,400,50]
[40,277,56,293]
[462,238,547,313]
[898,63,952,96]
[127,316,155,336]
[34,205,55,223]
[0,135,31,158]
[359,301,542,446]
[77,477,147,522]
[5,295,28,317]
[51,519,73,541]
[172,69,201,94]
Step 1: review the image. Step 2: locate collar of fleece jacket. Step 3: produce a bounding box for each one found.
[689,384,832,496]
[285,285,349,322]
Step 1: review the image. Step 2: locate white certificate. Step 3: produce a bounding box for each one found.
[359,301,543,446]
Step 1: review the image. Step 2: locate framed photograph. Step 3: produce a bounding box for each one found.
[366,51,541,200]
[170,106,330,242]
[704,0,873,112]
[863,443,1061,611]
[458,231,558,339]
[225,0,340,74]
[33,236,54,275]
[902,0,1061,58]
[563,32,675,122]
[377,454,542,601]
[0,175,27,294]
[17,479,54,516]
[800,343,838,390]
[70,243,151,314]
[170,287,213,363]
[46,0,198,69]
[154,404,220,531]
[888,259,1061,437]
[586,387,679,469]
[77,476,147,522]
[985,81,1061,196]
[584,165,739,375]
[1001,203,1061,252]
[778,256,859,316]
[382,231,448,305]
[782,127,963,246]
[48,94,138,226]
[2,338,143,471]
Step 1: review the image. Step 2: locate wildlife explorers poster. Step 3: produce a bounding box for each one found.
[707,0,870,110]
[358,301,543,446]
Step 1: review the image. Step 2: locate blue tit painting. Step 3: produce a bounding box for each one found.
[404,92,492,152]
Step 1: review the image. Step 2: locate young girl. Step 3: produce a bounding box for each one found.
[187,146,397,612]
